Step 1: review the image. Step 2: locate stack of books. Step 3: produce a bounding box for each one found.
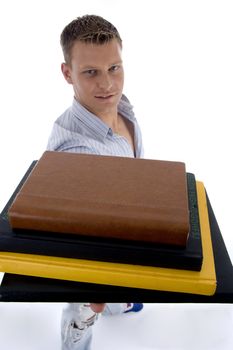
[0,151,217,296]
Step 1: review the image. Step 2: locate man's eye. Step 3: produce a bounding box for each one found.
[109,65,120,72]
[84,69,96,76]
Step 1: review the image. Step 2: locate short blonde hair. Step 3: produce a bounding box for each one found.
[60,15,122,65]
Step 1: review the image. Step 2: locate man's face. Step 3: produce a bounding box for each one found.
[62,39,124,117]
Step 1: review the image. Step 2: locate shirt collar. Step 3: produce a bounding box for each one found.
[71,95,135,140]
[118,94,135,121]
[71,98,110,139]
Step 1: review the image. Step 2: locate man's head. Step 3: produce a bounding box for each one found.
[60,15,124,118]
[60,15,122,66]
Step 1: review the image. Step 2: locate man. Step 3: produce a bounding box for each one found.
[47,15,143,350]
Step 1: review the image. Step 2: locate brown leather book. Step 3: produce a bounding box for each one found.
[8,151,190,246]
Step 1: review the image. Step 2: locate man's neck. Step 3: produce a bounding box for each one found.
[92,107,119,132]
[99,111,119,133]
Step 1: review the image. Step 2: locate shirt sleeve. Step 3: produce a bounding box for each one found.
[46,123,99,155]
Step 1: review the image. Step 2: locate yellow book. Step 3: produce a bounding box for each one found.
[0,182,217,296]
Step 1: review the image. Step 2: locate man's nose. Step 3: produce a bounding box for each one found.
[97,73,112,91]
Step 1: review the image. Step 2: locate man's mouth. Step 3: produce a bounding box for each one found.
[95,94,114,99]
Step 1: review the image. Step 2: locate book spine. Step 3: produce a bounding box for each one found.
[9,195,189,246]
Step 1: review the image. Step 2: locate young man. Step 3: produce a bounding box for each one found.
[47,15,143,350]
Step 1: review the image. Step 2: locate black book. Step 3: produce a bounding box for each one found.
[0,161,202,271]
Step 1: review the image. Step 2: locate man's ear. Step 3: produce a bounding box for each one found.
[61,63,73,84]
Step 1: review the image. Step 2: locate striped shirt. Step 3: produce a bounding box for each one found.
[47,95,143,158]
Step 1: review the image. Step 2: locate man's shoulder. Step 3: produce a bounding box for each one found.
[54,105,84,135]
[55,106,73,126]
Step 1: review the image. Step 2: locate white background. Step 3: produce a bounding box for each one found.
[0,1,233,349]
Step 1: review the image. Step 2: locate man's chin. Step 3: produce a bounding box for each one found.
[93,95,121,111]
[79,94,122,116]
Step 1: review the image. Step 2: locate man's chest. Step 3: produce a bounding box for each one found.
[117,114,135,156]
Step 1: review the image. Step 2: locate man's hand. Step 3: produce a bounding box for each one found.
[90,303,106,313]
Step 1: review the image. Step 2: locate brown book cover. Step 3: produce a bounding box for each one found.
[8,151,190,246]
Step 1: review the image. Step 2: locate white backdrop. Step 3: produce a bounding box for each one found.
[0,1,233,349]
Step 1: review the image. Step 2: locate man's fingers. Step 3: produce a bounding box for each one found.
[90,303,106,313]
